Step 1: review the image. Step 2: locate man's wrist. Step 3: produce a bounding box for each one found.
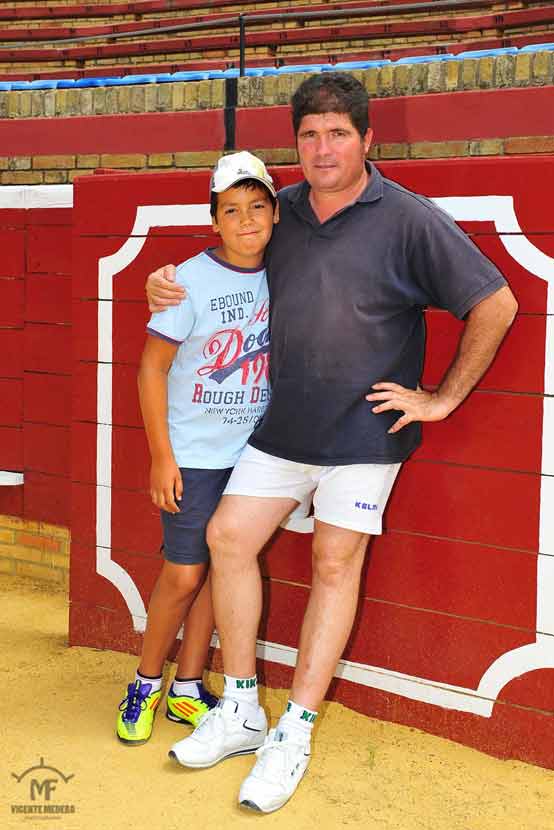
[431,389,460,418]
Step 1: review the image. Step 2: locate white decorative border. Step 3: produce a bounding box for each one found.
[0,471,23,486]
[0,184,73,210]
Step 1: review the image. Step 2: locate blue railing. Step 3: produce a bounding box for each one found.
[0,43,552,91]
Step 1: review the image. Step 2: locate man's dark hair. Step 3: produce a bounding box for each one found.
[210,178,277,218]
[291,72,369,138]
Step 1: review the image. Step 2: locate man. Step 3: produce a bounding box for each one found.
[146,73,518,813]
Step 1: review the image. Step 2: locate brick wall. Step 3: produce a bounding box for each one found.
[0,514,69,586]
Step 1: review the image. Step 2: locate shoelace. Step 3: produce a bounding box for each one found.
[119,682,151,723]
[254,734,309,777]
[194,704,226,735]
[194,698,242,735]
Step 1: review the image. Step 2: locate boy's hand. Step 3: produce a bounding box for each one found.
[146,264,187,313]
[150,458,183,513]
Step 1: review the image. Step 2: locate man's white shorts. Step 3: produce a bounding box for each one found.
[224,444,401,535]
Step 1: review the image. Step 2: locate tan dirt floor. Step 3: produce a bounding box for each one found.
[2,573,554,830]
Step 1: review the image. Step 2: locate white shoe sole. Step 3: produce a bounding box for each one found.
[168,743,263,769]
[239,793,294,814]
[239,768,309,812]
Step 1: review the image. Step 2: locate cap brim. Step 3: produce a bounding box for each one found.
[212,174,276,198]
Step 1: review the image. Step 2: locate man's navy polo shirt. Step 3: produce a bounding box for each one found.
[248,163,506,466]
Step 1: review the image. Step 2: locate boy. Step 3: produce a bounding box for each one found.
[116,151,279,745]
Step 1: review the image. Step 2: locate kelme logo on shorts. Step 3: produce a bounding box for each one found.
[354,501,378,511]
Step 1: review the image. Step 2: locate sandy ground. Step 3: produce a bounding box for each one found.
[2,573,554,830]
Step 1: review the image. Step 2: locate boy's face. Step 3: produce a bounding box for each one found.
[212,183,279,269]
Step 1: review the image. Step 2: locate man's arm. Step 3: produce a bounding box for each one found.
[145,264,186,313]
[366,285,518,433]
[138,335,183,511]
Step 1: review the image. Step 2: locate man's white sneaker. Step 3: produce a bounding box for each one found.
[238,728,311,813]
[168,698,267,768]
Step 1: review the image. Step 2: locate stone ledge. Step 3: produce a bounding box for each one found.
[0,52,552,119]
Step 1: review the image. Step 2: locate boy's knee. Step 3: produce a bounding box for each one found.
[162,562,205,597]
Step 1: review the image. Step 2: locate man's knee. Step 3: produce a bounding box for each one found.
[206,512,247,562]
[311,533,367,585]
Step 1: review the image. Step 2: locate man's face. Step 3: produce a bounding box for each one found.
[296,112,373,195]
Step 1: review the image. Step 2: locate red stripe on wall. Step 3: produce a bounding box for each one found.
[0,88,551,159]
[236,87,554,149]
[0,109,225,156]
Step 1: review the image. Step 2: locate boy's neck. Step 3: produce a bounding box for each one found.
[212,245,263,271]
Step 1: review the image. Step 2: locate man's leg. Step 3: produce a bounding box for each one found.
[168,493,297,769]
[291,521,369,709]
[239,462,399,813]
[208,494,298,677]
[238,522,370,813]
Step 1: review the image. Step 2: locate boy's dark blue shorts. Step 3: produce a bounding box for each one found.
[161,467,233,565]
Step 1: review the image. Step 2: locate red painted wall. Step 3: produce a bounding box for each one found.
[66,156,554,769]
[0,206,72,524]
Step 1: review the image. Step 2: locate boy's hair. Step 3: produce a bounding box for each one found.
[210,178,277,218]
[291,72,370,138]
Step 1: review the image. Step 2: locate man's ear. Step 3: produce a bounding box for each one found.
[363,128,374,156]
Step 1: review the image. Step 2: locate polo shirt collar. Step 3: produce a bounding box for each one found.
[287,162,383,208]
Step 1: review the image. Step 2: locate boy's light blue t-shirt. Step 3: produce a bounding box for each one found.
[147,248,270,469]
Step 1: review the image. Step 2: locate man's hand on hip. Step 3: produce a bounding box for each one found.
[146,264,185,312]
[366,383,452,434]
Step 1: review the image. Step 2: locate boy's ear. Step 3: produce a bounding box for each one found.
[273,200,280,225]
[211,214,220,234]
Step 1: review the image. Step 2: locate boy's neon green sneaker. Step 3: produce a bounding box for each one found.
[116,679,161,745]
[166,682,219,728]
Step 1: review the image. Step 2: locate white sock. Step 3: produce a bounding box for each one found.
[223,674,259,713]
[171,676,202,697]
[135,670,162,694]
[276,699,317,740]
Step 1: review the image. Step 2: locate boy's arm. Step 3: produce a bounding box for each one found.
[138,334,183,513]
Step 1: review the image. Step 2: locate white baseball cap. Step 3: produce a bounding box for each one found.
[210,151,276,198]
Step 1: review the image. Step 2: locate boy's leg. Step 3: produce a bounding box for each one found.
[139,560,206,677]
[117,561,206,745]
[174,570,214,680]
[166,572,220,726]
[118,467,232,744]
